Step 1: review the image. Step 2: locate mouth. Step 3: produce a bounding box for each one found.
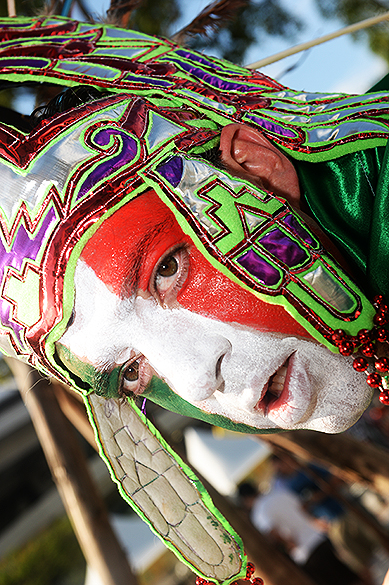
[255,355,292,415]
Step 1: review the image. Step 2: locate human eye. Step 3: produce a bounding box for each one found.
[119,354,152,398]
[151,246,189,305]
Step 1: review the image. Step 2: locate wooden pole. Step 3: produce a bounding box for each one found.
[246,11,389,69]
[6,0,15,17]
[260,430,389,500]
[54,382,97,450]
[7,358,138,585]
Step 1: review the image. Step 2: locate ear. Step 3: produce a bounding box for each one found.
[219,123,301,208]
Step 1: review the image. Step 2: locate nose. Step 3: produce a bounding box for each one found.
[134,299,231,403]
[165,341,230,402]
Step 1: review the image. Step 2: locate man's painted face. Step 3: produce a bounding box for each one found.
[58,190,373,434]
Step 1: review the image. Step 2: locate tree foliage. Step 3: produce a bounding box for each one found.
[123,0,181,37]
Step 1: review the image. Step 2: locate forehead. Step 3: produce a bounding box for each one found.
[76,190,313,338]
[81,190,190,295]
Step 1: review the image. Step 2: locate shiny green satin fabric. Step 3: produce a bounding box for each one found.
[296,144,389,300]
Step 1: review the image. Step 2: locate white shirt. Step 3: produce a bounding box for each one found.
[251,482,325,564]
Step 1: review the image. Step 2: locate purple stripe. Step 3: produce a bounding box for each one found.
[77,128,138,201]
[175,50,246,76]
[237,249,280,286]
[246,115,296,138]
[258,228,308,267]
[0,22,33,27]
[156,156,183,187]
[0,57,49,68]
[167,59,259,92]
[123,73,172,86]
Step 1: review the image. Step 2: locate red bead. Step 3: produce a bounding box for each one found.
[361,342,376,357]
[357,329,372,344]
[375,357,389,372]
[353,357,369,372]
[331,329,346,344]
[367,372,382,388]
[252,579,264,585]
[374,312,388,326]
[246,563,255,579]
[373,294,384,307]
[378,302,389,314]
[376,328,389,343]
[338,340,354,356]
[379,391,389,405]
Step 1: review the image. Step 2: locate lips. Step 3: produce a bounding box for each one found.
[255,356,292,415]
[253,351,314,427]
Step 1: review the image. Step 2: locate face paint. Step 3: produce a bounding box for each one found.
[0,16,382,383]
[57,191,373,434]
[80,190,311,337]
[59,255,372,433]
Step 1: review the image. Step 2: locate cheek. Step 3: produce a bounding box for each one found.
[177,247,313,338]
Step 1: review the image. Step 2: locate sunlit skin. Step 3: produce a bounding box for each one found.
[57,124,373,433]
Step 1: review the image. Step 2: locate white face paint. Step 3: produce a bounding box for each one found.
[59,260,373,434]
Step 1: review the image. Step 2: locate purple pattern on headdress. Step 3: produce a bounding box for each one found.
[175,49,242,76]
[156,156,183,187]
[283,213,317,247]
[0,57,49,68]
[258,228,308,267]
[237,249,280,286]
[175,50,222,70]
[167,59,259,93]
[0,208,57,338]
[77,128,138,201]
[123,73,172,86]
[0,22,32,27]
[245,115,295,138]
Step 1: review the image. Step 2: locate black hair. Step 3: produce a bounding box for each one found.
[30,85,109,128]
[196,143,226,170]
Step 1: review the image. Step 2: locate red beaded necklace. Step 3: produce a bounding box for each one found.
[330,294,389,405]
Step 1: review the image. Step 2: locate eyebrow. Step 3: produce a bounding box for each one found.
[120,216,176,298]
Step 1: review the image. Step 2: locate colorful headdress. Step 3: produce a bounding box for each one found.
[1,15,389,583]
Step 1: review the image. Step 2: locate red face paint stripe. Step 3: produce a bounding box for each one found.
[81,191,312,338]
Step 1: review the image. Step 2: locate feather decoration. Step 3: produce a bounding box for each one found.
[172,0,248,45]
[106,0,142,24]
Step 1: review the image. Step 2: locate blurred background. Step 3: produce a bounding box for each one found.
[2,2,389,585]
